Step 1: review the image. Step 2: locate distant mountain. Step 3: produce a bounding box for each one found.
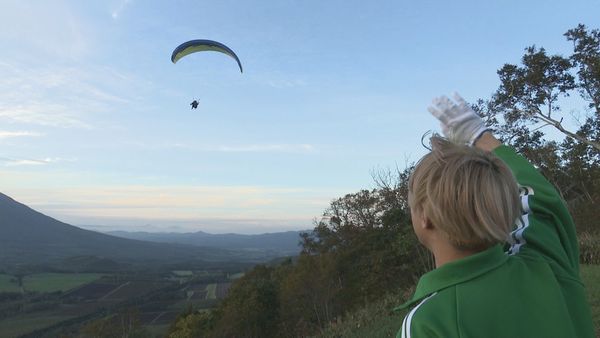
[106,230,306,255]
[0,192,274,268]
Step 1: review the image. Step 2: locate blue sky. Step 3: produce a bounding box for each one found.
[1,0,598,233]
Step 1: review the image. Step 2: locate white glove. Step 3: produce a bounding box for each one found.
[427,93,489,146]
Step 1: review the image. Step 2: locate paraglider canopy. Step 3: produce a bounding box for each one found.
[171,39,243,73]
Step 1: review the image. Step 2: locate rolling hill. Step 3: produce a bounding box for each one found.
[106,230,305,255]
[0,192,284,268]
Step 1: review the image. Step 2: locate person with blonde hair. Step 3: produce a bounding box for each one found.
[396,94,595,338]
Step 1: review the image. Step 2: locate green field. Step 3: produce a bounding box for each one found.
[0,312,75,338]
[172,270,193,277]
[22,273,104,293]
[228,272,245,280]
[0,274,21,293]
[195,270,224,278]
[0,273,104,293]
[205,283,217,299]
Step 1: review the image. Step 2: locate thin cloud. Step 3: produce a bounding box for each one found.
[0,62,133,129]
[112,0,133,19]
[0,183,340,221]
[4,159,47,166]
[0,131,43,139]
[215,144,315,153]
[0,2,89,60]
[0,104,91,129]
[165,143,316,153]
[0,157,73,166]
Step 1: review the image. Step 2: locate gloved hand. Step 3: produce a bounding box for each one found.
[427,93,489,146]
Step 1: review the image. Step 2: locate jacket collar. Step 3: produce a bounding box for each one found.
[395,244,508,310]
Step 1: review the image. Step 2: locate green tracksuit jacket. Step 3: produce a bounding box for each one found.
[395,145,595,338]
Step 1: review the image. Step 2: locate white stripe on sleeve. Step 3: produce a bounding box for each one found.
[401,292,438,338]
[508,186,533,255]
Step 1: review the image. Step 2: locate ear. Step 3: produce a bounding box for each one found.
[421,216,434,230]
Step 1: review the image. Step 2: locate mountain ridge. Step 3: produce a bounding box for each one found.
[0,192,293,268]
[106,229,307,254]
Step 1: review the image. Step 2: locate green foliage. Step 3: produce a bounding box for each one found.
[79,308,149,338]
[316,293,408,338]
[168,311,214,338]
[565,25,600,114]
[277,253,343,334]
[478,24,600,152]
[168,266,283,338]
[206,265,280,338]
[580,265,600,336]
[475,24,600,243]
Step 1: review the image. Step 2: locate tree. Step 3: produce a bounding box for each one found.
[168,310,214,338]
[80,308,148,338]
[480,24,599,152]
[297,173,428,326]
[475,24,600,238]
[566,25,600,126]
[211,265,280,338]
[278,253,341,336]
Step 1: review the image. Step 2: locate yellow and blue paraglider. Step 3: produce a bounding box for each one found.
[171,39,243,73]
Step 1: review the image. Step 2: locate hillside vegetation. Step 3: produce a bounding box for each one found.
[167,24,600,338]
[317,264,600,337]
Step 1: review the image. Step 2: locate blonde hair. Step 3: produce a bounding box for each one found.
[409,136,520,251]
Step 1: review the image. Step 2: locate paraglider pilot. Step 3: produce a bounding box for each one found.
[190,100,199,109]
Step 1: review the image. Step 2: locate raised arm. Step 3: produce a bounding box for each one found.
[429,94,580,278]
